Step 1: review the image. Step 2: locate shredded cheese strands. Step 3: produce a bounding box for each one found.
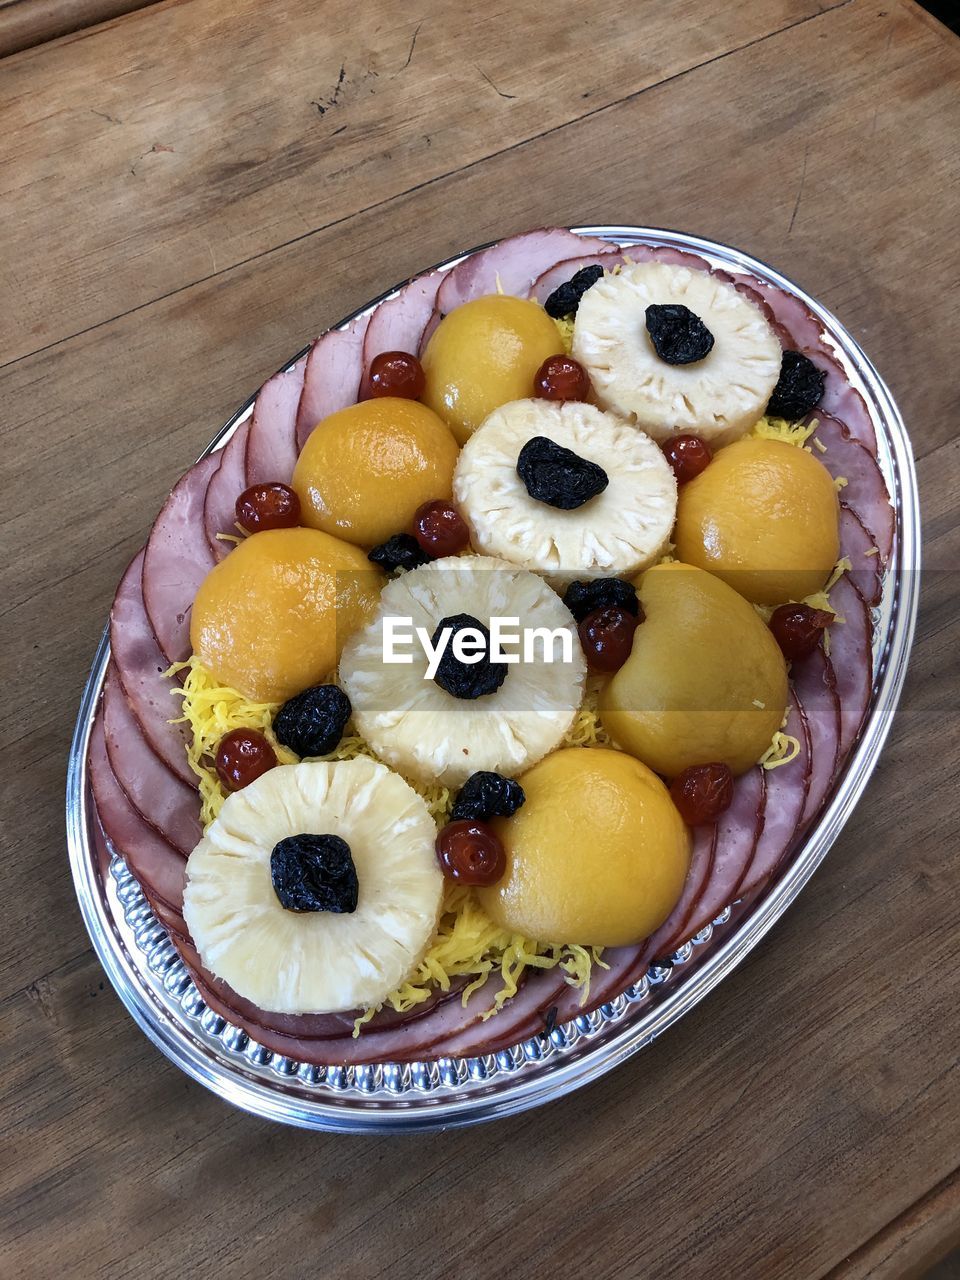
[759,731,801,771]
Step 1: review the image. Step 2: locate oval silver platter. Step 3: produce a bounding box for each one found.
[66,226,920,1132]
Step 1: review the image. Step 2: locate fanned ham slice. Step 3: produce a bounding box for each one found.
[839,503,883,606]
[358,271,443,398]
[89,713,188,912]
[642,825,717,964]
[143,453,220,663]
[792,646,842,829]
[245,356,307,487]
[683,766,767,940]
[109,549,192,785]
[435,227,615,315]
[203,421,250,562]
[826,575,874,762]
[530,242,714,305]
[810,412,894,562]
[102,666,202,856]
[738,700,812,899]
[295,313,370,451]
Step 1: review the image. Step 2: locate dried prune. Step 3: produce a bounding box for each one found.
[451,771,525,822]
[368,533,432,573]
[274,685,352,757]
[767,350,826,419]
[645,303,715,365]
[431,614,507,700]
[516,436,608,510]
[270,834,359,913]
[563,577,640,623]
[543,264,604,319]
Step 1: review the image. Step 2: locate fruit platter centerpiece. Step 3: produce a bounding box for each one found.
[67,226,918,1130]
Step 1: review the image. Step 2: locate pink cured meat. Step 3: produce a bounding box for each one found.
[791,646,842,828]
[358,271,443,399]
[530,242,714,305]
[102,666,202,857]
[641,824,718,965]
[295,313,370,451]
[826,575,874,762]
[203,421,250,561]
[435,227,615,315]
[809,412,894,563]
[683,766,767,940]
[109,549,192,785]
[544,945,647,1029]
[738,700,812,899]
[245,356,307,487]
[88,713,188,911]
[839,503,883,606]
[143,453,220,663]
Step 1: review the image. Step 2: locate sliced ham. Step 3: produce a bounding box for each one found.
[435,227,615,315]
[644,824,717,964]
[543,945,647,1028]
[839,503,883,606]
[683,766,767,940]
[427,970,572,1060]
[101,666,202,857]
[417,308,442,356]
[792,646,843,829]
[530,242,715,306]
[809,412,894,563]
[88,712,188,911]
[202,421,250,562]
[738,700,812,899]
[143,453,220,663]
[245,356,307,487]
[826,575,874,762]
[358,271,443,398]
[109,549,192,785]
[295,313,370,451]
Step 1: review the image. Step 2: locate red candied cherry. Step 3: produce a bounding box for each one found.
[577,605,641,673]
[413,500,470,557]
[534,354,591,403]
[367,351,426,400]
[436,819,506,886]
[236,483,301,533]
[769,603,833,660]
[669,763,734,826]
[661,435,713,484]
[215,729,277,791]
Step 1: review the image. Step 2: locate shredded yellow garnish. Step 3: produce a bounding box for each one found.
[552,315,575,352]
[750,414,819,449]
[215,532,243,546]
[813,437,827,454]
[759,731,801,771]
[834,475,848,491]
[864,546,879,557]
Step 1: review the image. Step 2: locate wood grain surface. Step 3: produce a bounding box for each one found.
[1,1,958,1276]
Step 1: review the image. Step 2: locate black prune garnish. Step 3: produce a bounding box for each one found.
[766,350,826,419]
[563,577,641,623]
[451,771,525,822]
[543,264,605,319]
[539,1005,559,1040]
[644,303,715,365]
[368,533,432,573]
[431,614,507,700]
[270,834,359,913]
[274,685,352,758]
[516,436,608,510]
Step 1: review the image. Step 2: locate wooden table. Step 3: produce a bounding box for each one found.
[2,1,959,1275]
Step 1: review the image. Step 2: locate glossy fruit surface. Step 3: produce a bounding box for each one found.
[215,729,277,791]
[661,435,713,485]
[476,748,690,947]
[769,603,834,659]
[669,763,734,825]
[600,562,788,777]
[436,819,506,886]
[421,295,565,443]
[367,350,425,400]
[190,528,384,702]
[674,437,840,605]
[292,398,459,547]
[534,354,590,402]
[236,483,301,533]
[413,500,470,557]
[577,605,639,672]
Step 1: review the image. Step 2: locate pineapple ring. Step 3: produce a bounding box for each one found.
[340,556,586,787]
[182,759,443,1015]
